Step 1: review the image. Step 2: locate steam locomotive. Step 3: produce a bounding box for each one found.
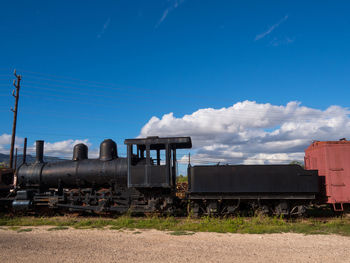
[1,136,349,216]
[12,137,190,215]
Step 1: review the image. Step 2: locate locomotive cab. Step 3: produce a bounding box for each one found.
[124,136,192,188]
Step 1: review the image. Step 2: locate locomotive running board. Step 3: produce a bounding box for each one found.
[188,194,316,200]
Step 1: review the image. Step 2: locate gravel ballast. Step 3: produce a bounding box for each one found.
[1,227,350,262]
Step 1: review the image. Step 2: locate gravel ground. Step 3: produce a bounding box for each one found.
[1,227,350,263]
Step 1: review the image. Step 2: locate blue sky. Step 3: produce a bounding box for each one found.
[0,1,350,166]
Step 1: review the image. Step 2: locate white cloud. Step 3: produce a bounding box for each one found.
[0,134,12,145]
[255,15,288,41]
[155,0,186,28]
[270,36,294,46]
[139,100,350,165]
[97,17,111,38]
[0,133,24,153]
[40,139,94,158]
[0,135,97,159]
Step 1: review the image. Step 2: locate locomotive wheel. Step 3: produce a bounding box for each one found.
[254,204,271,216]
[290,205,306,217]
[188,201,201,218]
[274,201,290,216]
[220,199,241,216]
[205,201,219,216]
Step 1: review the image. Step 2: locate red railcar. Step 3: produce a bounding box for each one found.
[305,139,350,211]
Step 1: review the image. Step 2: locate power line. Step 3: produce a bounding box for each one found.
[9,90,335,120]
[18,90,199,111]
[23,78,128,91]
[20,78,208,101]
[17,110,134,123]
[2,87,338,122]
[15,107,122,120]
[19,69,131,87]
[21,81,187,101]
[16,130,126,140]
[4,70,343,117]
[1,89,344,122]
[10,70,209,105]
[22,84,134,100]
[19,92,128,109]
[18,70,216,100]
[20,70,153,93]
[17,94,163,114]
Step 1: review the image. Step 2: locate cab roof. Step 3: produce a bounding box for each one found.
[124,136,192,150]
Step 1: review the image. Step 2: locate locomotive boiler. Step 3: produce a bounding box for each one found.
[17,139,127,189]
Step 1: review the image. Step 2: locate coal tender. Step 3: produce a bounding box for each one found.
[187,164,319,216]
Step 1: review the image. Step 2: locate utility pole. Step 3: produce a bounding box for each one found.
[9,70,21,169]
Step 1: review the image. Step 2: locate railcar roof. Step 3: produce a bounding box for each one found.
[124,136,192,150]
[305,139,350,151]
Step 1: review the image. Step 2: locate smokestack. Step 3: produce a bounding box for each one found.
[35,140,44,163]
[22,137,27,164]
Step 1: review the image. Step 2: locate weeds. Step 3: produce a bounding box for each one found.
[47,226,69,231]
[169,230,195,236]
[9,226,21,231]
[0,215,350,236]
[17,228,33,233]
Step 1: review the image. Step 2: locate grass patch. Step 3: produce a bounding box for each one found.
[0,215,350,236]
[9,226,21,231]
[169,230,195,236]
[47,226,69,231]
[133,231,142,234]
[17,228,33,233]
[176,175,188,183]
[110,226,123,230]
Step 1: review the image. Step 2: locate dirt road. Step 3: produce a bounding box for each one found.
[1,227,350,262]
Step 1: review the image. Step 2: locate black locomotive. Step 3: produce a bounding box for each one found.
[5,136,319,216]
[13,137,191,214]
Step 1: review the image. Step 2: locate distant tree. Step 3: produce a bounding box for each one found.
[289,160,304,168]
[176,174,188,183]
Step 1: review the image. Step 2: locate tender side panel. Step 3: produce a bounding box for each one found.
[188,165,319,194]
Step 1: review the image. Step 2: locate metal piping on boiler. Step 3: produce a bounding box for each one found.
[22,137,27,165]
[35,140,44,164]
